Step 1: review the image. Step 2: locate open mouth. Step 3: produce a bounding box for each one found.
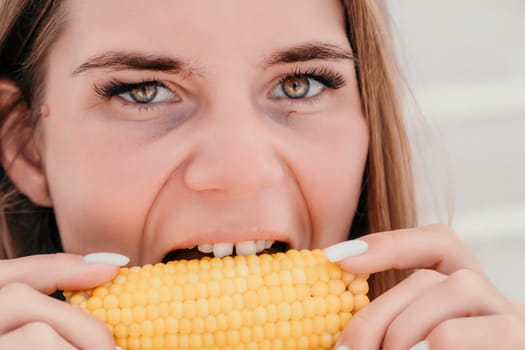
[162,240,290,263]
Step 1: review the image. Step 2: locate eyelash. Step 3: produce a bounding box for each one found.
[93,66,346,109]
[94,78,169,112]
[94,79,165,98]
[279,66,346,91]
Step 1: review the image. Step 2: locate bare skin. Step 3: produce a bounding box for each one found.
[332,224,525,349]
[34,0,366,265]
[0,1,523,349]
[0,255,119,349]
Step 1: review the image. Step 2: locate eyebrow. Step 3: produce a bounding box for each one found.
[71,51,195,76]
[264,42,354,66]
[71,42,354,76]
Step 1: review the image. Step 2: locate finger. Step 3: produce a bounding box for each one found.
[383,269,511,349]
[512,300,525,316]
[324,224,484,275]
[0,322,77,350]
[0,282,115,349]
[0,253,126,294]
[336,269,446,350]
[422,314,525,349]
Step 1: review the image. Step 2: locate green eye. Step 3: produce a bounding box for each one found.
[128,83,159,103]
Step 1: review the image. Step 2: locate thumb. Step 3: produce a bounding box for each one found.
[0,253,129,294]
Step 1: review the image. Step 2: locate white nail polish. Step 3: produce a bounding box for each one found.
[83,253,129,266]
[335,345,350,350]
[323,240,368,262]
[409,340,429,350]
[116,347,124,350]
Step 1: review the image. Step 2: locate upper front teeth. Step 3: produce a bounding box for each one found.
[197,240,275,258]
[198,244,213,253]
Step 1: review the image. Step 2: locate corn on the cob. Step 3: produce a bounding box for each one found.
[65,249,369,350]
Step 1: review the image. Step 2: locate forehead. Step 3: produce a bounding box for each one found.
[60,0,348,64]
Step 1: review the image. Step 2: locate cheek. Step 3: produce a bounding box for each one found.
[292,112,368,247]
[39,110,176,258]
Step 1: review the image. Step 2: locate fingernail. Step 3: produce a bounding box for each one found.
[323,240,368,262]
[116,347,124,350]
[410,340,429,350]
[335,345,350,350]
[83,252,129,266]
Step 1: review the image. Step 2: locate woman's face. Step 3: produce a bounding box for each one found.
[38,0,368,265]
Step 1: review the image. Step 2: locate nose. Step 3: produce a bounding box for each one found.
[183,104,284,197]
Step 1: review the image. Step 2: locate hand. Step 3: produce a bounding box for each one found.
[325,224,525,350]
[0,253,121,349]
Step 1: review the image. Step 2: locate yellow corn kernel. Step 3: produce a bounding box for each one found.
[65,249,369,349]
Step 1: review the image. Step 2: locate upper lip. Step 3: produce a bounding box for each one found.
[156,228,296,262]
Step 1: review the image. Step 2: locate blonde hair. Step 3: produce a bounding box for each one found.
[343,0,416,297]
[0,0,415,298]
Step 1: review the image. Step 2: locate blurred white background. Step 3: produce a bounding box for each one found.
[387,0,525,300]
